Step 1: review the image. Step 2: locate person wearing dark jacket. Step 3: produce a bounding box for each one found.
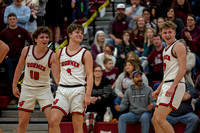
[86,65,112,121]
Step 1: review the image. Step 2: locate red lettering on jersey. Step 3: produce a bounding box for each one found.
[53,99,59,105]
[19,101,25,107]
[27,63,46,71]
[61,60,79,67]
[164,55,170,61]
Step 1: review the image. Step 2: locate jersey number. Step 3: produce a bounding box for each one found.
[163,63,166,71]
[30,70,39,80]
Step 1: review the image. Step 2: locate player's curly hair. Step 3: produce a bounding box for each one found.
[32,26,51,45]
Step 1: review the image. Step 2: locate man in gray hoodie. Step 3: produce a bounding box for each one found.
[115,70,156,133]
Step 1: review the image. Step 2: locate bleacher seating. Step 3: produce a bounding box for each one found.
[59,121,200,133]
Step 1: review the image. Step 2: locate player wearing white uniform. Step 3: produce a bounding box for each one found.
[12,27,59,133]
[152,21,186,133]
[49,24,93,133]
[52,46,87,116]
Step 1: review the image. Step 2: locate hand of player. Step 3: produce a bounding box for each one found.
[165,87,174,97]
[84,94,91,108]
[115,103,120,112]
[147,101,153,110]
[152,89,160,99]
[13,86,20,98]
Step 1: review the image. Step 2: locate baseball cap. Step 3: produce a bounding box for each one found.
[132,70,143,78]
[117,4,125,9]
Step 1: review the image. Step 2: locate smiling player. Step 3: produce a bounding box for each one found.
[49,24,93,133]
[12,26,59,133]
[152,21,187,133]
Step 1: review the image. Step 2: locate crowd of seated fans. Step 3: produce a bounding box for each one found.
[1,0,200,132]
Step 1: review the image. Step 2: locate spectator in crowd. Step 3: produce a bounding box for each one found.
[172,0,192,25]
[166,7,184,39]
[60,0,75,33]
[75,0,88,19]
[130,16,147,56]
[140,0,159,8]
[22,0,39,35]
[0,40,9,63]
[91,30,107,61]
[96,44,116,70]
[0,0,6,32]
[142,34,164,81]
[45,0,61,51]
[142,8,156,30]
[192,0,200,26]
[125,0,144,29]
[4,0,30,30]
[86,65,112,122]
[166,81,199,133]
[181,14,200,77]
[103,58,119,89]
[115,30,137,72]
[195,74,200,114]
[157,0,173,18]
[36,0,48,26]
[0,13,32,105]
[114,59,148,108]
[108,3,133,45]
[115,70,155,133]
[156,17,165,34]
[142,27,155,57]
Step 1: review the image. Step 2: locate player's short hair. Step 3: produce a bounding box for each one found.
[7,13,17,18]
[67,23,84,35]
[103,58,112,65]
[159,21,176,32]
[32,26,51,45]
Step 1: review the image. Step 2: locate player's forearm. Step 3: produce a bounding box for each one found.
[172,66,186,87]
[12,66,23,88]
[86,73,93,96]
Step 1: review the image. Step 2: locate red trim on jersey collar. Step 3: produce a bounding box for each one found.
[32,45,50,60]
[165,40,177,51]
[65,46,83,57]
[81,50,87,64]
[48,51,54,68]
[25,45,31,60]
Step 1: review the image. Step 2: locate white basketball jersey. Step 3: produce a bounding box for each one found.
[163,40,185,82]
[22,45,53,88]
[59,46,87,85]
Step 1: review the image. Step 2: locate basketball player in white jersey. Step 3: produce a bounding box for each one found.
[152,21,186,133]
[0,40,9,63]
[12,27,59,133]
[49,24,93,133]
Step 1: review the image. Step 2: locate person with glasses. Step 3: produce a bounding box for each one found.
[86,65,112,122]
[95,44,116,70]
[181,14,200,77]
